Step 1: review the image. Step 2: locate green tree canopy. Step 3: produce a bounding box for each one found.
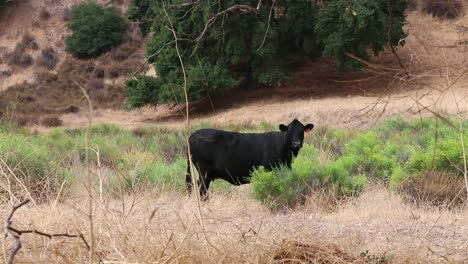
[65,1,128,58]
[127,0,407,108]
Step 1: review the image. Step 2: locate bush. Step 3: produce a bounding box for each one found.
[65,2,128,58]
[41,115,63,127]
[0,132,71,202]
[39,8,51,20]
[125,75,159,108]
[251,144,319,210]
[401,170,466,207]
[36,48,58,69]
[6,45,33,67]
[421,0,463,20]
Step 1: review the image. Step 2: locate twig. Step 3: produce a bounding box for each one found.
[194,5,258,42]
[386,0,408,77]
[4,200,29,264]
[162,0,221,256]
[191,4,259,56]
[4,200,91,264]
[451,85,468,202]
[417,187,466,248]
[256,0,275,52]
[73,80,96,262]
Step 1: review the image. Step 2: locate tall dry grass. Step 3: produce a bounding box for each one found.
[2,185,468,263]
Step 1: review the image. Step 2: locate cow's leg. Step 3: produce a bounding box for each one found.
[194,164,212,201]
[186,160,193,194]
[199,175,211,201]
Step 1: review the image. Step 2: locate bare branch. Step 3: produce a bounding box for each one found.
[4,200,92,264]
[196,5,258,42]
[4,200,29,264]
[386,0,408,77]
[256,0,275,52]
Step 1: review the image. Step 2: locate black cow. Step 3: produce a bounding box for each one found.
[186,119,314,199]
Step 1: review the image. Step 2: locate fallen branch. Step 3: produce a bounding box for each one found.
[4,199,91,264]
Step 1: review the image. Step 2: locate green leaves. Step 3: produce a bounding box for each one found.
[315,0,407,71]
[127,0,321,106]
[65,2,127,58]
[127,0,408,107]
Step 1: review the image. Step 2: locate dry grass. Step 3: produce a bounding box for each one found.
[402,170,468,207]
[2,185,468,263]
[421,0,464,20]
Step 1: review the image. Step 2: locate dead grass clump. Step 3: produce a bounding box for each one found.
[4,33,41,68]
[105,60,138,79]
[110,42,135,61]
[87,78,105,90]
[408,0,418,10]
[421,0,464,20]
[20,33,39,50]
[301,187,341,213]
[270,240,365,264]
[94,67,105,78]
[6,45,33,67]
[39,8,51,20]
[0,70,13,77]
[63,7,71,21]
[41,115,63,127]
[401,170,467,207]
[36,48,58,69]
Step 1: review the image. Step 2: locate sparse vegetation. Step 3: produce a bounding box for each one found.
[41,115,63,127]
[0,115,467,262]
[251,116,468,209]
[65,2,128,58]
[39,8,50,20]
[1,117,466,209]
[421,0,464,19]
[6,46,33,67]
[36,47,58,69]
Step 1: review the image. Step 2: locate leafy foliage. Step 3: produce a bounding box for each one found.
[65,2,128,58]
[315,0,407,71]
[251,144,319,210]
[127,0,407,107]
[125,75,160,108]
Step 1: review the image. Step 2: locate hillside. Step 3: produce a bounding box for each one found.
[0,0,467,129]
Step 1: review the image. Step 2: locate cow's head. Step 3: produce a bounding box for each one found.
[279,119,314,156]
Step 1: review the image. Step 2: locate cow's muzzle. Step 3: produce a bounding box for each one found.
[292,142,303,150]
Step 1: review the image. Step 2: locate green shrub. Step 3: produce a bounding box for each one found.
[334,132,396,179]
[147,157,186,191]
[0,132,72,201]
[125,75,160,108]
[389,165,406,191]
[251,144,318,210]
[65,2,127,58]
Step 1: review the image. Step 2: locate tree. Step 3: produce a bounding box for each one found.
[315,0,407,71]
[127,0,407,107]
[65,2,128,58]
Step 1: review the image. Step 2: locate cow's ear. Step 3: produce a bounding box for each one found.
[279,124,288,132]
[304,124,314,133]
